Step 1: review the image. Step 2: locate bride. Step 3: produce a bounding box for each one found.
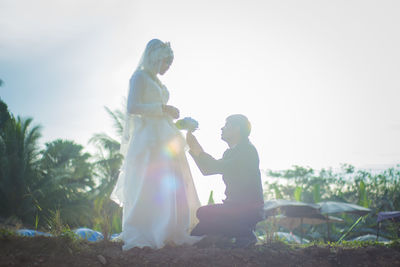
[111,39,201,250]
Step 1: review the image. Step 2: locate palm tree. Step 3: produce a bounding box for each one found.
[89,107,124,196]
[89,106,124,234]
[35,139,96,228]
[0,98,11,132]
[0,99,42,224]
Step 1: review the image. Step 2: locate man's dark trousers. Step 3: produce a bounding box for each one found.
[191,202,263,239]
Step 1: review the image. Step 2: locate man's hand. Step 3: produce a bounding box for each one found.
[162,105,180,119]
[186,131,204,156]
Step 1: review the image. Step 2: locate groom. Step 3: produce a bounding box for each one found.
[186,114,264,247]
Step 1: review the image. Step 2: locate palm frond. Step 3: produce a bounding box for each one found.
[104,106,125,138]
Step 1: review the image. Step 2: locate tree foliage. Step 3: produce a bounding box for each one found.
[35,139,95,227]
[0,99,42,224]
[264,164,400,240]
[89,106,124,234]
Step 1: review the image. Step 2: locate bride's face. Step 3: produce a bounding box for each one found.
[158,57,173,75]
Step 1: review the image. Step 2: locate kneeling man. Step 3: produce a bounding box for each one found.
[186,114,264,246]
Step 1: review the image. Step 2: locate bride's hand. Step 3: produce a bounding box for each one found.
[162,105,180,119]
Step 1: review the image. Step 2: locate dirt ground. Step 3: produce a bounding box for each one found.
[1,235,400,267]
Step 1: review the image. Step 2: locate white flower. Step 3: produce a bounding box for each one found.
[175,117,199,132]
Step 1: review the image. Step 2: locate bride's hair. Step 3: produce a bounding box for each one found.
[137,39,174,73]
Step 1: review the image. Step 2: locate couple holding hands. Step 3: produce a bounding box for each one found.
[111,39,264,250]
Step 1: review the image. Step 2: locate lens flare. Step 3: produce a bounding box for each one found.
[162,136,181,158]
[162,175,180,192]
[153,175,182,205]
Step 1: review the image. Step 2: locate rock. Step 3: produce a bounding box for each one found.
[97,254,107,265]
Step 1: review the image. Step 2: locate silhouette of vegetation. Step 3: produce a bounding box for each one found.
[0,99,42,225]
[264,164,400,241]
[0,99,123,233]
[89,107,124,235]
[36,139,95,227]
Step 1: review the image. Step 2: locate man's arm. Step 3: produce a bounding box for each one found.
[186,131,224,175]
[189,132,260,173]
[186,132,258,176]
[189,150,225,175]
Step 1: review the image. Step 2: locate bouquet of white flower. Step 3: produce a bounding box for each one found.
[175,117,199,132]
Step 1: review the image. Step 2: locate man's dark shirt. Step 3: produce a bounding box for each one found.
[190,138,264,206]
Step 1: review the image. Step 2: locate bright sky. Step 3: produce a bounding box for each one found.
[1,0,400,204]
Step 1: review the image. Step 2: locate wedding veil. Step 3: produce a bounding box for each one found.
[119,39,174,157]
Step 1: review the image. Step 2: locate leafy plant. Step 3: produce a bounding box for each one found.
[294,186,302,202]
[93,196,121,241]
[208,190,215,205]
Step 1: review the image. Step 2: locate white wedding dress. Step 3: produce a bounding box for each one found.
[111,70,201,250]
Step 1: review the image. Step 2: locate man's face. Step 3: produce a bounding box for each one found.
[221,120,239,142]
